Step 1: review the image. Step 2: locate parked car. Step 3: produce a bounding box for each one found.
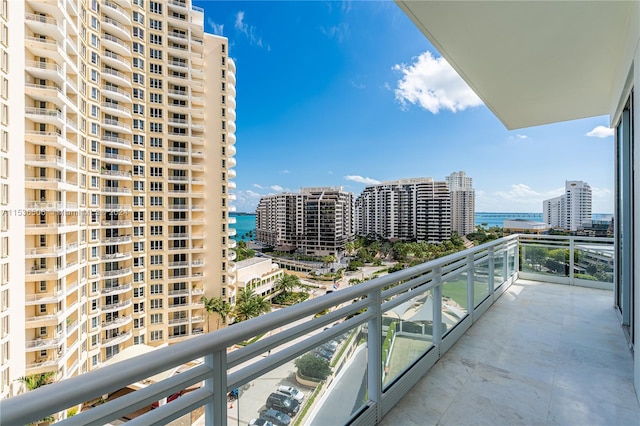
[321,340,338,352]
[312,351,331,362]
[266,392,300,417]
[276,385,304,403]
[151,390,184,409]
[260,409,291,426]
[314,347,333,360]
[249,419,274,426]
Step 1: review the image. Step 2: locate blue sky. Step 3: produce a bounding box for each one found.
[196,0,615,214]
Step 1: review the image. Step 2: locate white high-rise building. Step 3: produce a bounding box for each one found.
[0,0,236,398]
[446,171,475,236]
[355,178,451,243]
[543,181,592,231]
[256,187,354,257]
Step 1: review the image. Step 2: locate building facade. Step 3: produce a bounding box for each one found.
[235,257,284,299]
[255,187,354,257]
[355,178,451,243]
[0,0,236,398]
[446,171,475,236]
[543,181,592,231]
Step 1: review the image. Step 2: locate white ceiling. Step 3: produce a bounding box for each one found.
[396,1,635,129]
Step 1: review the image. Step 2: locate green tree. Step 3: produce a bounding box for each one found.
[322,255,336,266]
[202,296,232,331]
[16,372,56,425]
[274,273,302,295]
[294,353,332,381]
[233,287,271,322]
[17,372,55,391]
[345,241,355,256]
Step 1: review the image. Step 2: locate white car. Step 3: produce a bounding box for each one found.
[276,385,304,403]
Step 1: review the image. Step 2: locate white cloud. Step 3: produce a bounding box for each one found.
[344,175,381,185]
[281,169,291,174]
[206,17,224,36]
[270,185,284,191]
[393,51,483,113]
[476,184,562,212]
[321,23,349,43]
[252,183,263,189]
[517,134,528,139]
[235,189,263,213]
[477,183,614,213]
[586,125,614,138]
[234,11,270,50]
[350,80,365,89]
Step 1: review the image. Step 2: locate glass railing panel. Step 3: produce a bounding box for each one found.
[381,288,435,389]
[494,249,505,288]
[299,324,367,426]
[520,245,570,278]
[441,272,468,336]
[508,246,517,276]
[473,260,490,307]
[574,244,614,284]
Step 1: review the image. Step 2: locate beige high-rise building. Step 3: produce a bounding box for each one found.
[256,187,354,257]
[446,171,475,236]
[0,0,236,398]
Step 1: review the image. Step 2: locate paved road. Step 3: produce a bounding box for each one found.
[226,313,323,425]
[308,345,368,426]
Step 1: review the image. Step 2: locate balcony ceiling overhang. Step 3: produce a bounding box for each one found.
[396,1,635,129]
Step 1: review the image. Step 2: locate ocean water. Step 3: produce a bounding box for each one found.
[231,212,614,240]
[231,213,256,241]
[475,212,542,228]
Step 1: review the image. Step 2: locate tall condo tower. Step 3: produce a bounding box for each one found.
[446,171,475,236]
[543,181,592,231]
[355,178,451,243]
[255,187,354,257]
[0,0,236,399]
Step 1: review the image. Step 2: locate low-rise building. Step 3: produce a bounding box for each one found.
[503,219,551,235]
[235,257,284,298]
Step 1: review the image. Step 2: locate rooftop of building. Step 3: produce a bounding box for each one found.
[234,256,273,269]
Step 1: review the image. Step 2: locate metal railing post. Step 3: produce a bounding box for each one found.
[488,246,495,298]
[207,350,227,426]
[514,237,520,278]
[367,289,382,421]
[432,266,442,349]
[569,238,575,285]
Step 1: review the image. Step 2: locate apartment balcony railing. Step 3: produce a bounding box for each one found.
[101,283,132,295]
[101,299,132,313]
[101,267,132,278]
[0,235,619,426]
[101,330,132,347]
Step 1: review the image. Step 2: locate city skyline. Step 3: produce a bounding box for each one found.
[196,0,615,214]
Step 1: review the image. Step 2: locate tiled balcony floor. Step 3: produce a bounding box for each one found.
[381,280,640,426]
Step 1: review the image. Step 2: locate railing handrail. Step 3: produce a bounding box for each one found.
[0,234,614,426]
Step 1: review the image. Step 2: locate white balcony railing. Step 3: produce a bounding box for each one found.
[0,235,615,426]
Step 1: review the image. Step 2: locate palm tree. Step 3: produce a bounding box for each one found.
[322,255,336,267]
[274,273,302,296]
[202,296,233,331]
[233,287,271,322]
[17,372,55,391]
[16,372,56,424]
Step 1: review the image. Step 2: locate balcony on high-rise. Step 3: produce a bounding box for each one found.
[2,235,638,425]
